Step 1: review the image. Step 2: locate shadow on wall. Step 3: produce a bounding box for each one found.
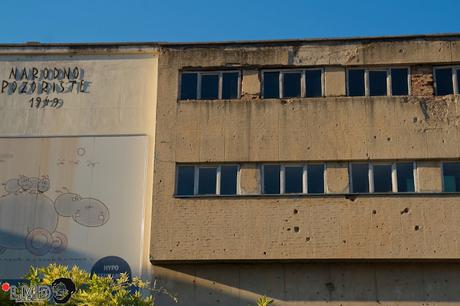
[153,262,460,306]
[0,229,94,280]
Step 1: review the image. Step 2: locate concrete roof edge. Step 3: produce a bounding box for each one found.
[159,32,460,48]
[0,33,460,50]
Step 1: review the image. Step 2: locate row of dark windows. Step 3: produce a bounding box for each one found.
[179,67,460,100]
[347,68,409,96]
[176,162,460,196]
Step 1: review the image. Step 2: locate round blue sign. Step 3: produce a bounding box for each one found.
[91,256,132,280]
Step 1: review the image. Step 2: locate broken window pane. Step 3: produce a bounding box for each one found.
[373,164,392,192]
[176,166,195,195]
[222,72,239,99]
[263,72,280,98]
[283,72,301,98]
[180,73,197,100]
[397,162,415,192]
[443,163,460,192]
[369,71,387,96]
[348,69,365,96]
[351,163,369,193]
[263,165,280,194]
[220,165,238,195]
[285,166,303,194]
[308,164,324,194]
[198,167,217,195]
[306,69,322,97]
[391,68,409,96]
[435,68,453,95]
[201,74,219,99]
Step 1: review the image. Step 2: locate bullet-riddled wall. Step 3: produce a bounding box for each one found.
[152,37,460,261]
[151,36,460,305]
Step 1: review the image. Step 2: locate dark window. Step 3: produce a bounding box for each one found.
[263,165,280,194]
[176,166,195,195]
[369,71,387,96]
[180,73,197,100]
[201,74,219,99]
[373,164,392,192]
[443,163,460,192]
[222,72,239,99]
[457,69,460,94]
[435,68,453,95]
[263,72,280,98]
[391,68,409,96]
[285,166,303,194]
[308,164,324,194]
[283,72,301,98]
[396,163,415,192]
[306,69,322,97]
[198,167,217,195]
[348,69,365,96]
[221,165,238,195]
[351,163,369,193]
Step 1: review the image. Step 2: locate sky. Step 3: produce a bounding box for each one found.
[1,0,460,43]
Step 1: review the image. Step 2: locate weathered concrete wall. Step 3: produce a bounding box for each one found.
[152,194,460,261]
[153,38,460,262]
[150,37,460,305]
[154,263,460,306]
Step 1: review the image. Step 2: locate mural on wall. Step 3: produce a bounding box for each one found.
[0,136,148,280]
[0,174,110,256]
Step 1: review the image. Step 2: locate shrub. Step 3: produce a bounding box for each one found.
[256,296,274,306]
[16,263,178,306]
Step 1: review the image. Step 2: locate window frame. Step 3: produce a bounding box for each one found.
[261,163,326,195]
[261,68,325,99]
[179,70,241,100]
[346,67,411,97]
[349,161,417,193]
[433,66,460,96]
[175,164,241,196]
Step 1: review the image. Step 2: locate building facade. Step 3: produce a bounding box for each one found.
[2,34,460,305]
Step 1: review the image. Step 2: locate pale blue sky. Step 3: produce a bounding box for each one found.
[1,0,459,43]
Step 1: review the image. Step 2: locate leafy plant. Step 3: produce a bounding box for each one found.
[256,295,274,306]
[19,263,178,306]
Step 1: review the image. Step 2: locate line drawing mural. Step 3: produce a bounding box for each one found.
[0,175,110,256]
[0,135,148,279]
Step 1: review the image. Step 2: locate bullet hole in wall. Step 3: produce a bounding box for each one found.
[372,210,377,214]
[401,207,410,215]
[306,237,311,242]
[345,195,357,202]
[387,137,391,141]
[415,225,420,231]
[325,282,336,292]
[413,117,418,123]
[293,209,298,214]
[294,226,300,233]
